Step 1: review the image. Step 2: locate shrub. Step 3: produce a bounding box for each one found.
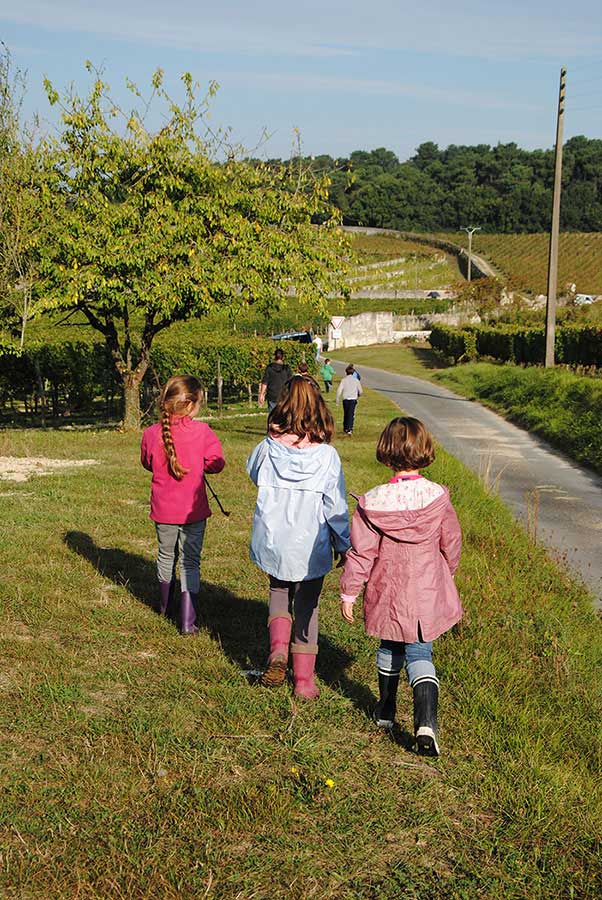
[0,327,315,420]
[430,324,602,368]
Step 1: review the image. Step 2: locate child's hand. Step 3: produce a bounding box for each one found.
[340,601,354,623]
[334,550,347,568]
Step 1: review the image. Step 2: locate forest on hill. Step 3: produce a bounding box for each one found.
[264,137,602,234]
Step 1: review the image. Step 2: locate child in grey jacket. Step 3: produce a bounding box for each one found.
[336,365,363,434]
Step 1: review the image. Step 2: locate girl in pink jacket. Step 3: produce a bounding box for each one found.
[340,417,462,757]
[141,375,225,634]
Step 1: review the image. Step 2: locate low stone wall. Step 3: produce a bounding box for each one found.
[328,311,477,349]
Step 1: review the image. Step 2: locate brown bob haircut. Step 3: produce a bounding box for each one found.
[376,416,435,471]
[268,374,334,444]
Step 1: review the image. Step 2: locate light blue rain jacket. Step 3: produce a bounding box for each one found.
[247,436,351,582]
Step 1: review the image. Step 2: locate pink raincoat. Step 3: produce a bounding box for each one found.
[340,483,462,643]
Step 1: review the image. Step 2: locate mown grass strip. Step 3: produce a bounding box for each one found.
[1,389,601,899]
[434,361,602,475]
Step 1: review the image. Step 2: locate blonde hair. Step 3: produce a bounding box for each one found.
[159,375,204,480]
[268,374,334,444]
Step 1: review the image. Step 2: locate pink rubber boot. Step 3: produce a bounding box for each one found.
[261,617,291,687]
[292,652,320,700]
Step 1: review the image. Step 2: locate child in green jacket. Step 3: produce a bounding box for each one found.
[320,359,335,393]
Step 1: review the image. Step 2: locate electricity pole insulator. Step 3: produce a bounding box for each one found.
[545,66,566,368]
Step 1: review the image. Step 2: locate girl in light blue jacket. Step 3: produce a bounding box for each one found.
[247,374,351,698]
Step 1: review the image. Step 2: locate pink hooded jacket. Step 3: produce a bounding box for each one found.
[340,481,462,644]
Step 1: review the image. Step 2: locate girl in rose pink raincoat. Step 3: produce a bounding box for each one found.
[340,417,462,757]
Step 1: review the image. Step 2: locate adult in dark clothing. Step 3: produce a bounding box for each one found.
[259,348,292,412]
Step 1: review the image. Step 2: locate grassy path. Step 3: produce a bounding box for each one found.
[1,391,601,898]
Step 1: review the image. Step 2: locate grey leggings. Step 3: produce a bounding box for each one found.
[155,520,207,593]
[268,575,324,655]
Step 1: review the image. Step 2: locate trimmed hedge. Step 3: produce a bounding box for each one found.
[430,324,602,367]
[0,326,316,419]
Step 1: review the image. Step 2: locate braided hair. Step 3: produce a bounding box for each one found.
[159,375,204,480]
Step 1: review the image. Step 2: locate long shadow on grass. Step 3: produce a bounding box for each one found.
[408,346,450,371]
[64,531,377,719]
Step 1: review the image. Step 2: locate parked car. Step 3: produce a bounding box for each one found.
[575,294,595,305]
[270,330,313,343]
[426,291,441,299]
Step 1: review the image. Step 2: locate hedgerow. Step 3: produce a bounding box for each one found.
[430,324,602,367]
[0,327,314,419]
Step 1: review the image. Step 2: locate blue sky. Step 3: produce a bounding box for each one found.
[1,0,601,161]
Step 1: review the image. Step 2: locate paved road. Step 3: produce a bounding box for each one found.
[332,361,602,606]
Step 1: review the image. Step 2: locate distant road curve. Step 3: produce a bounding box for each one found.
[343,225,500,281]
[332,359,602,607]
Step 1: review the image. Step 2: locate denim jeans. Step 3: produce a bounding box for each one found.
[155,520,207,593]
[376,637,438,687]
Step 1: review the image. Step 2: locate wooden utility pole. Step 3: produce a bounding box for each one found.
[462,226,481,282]
[545,66,566,367]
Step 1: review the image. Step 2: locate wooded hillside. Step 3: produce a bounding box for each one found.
[262,138,602,233]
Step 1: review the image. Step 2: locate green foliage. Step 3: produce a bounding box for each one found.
[0,329,314,419]
[440,231,602,295]
[430,324,602,367]
[436,362,602,473]
[430,325,478,362]
[0,44,43,344]
[34,65,347,427]
[303,139,602,234]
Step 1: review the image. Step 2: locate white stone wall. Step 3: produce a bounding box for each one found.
[328,312,394,349]
[328,311,477,349]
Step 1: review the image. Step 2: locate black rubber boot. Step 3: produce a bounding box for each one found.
[413,678,440,757]
[373,672,400,730]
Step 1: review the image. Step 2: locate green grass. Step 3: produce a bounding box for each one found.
[347,233,461,293]
[433,361,602,475]
[1,389,602,899]
[331,296,455,318]
[329,342,449,380]
[437,232,602,295]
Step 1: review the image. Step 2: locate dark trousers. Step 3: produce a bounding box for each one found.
[342,399,357,433]
[323,380,332,393]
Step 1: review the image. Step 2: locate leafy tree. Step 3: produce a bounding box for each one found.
[37,66,347,429]
[0,44,42,346]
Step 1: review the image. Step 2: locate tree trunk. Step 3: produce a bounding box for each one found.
[122,371,143,431]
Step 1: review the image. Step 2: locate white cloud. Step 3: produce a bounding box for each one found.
[1,0,601,61]
[228,71,539,112]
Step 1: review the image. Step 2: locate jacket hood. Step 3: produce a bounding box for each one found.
[268,362,287,372]
[265,435,331,486]
[358,487,450,543]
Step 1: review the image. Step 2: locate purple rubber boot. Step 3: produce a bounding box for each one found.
[180,591,199,635]
[159,581,175,619]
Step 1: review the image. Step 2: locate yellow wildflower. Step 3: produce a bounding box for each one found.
[325,778,334,789]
